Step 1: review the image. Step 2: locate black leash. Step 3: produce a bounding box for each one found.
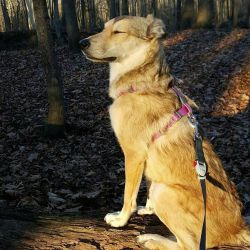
[193,124,207,250]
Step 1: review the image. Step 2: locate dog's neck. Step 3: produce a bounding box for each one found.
[109,41,172,99]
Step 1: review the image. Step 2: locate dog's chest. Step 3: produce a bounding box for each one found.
[108,100,133,136]
[108,97,149,141]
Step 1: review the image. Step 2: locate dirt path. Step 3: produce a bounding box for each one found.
[0,209,249,250]
[0,209,164,250]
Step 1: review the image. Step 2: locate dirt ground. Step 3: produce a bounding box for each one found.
[1,209,249,250]
[0,29,250,249]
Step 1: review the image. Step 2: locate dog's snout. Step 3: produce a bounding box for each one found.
[79,39,90,49]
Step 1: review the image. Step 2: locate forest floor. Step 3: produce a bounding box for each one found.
[0,28,250,249]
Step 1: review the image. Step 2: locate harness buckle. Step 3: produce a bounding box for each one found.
[175,111,182,118]
[194,160,207,180]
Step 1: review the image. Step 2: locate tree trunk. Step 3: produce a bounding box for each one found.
[196,0,215,28]
[151,0,156,16]
[138,0,146,16]
[176,0,181,30]
[33,0,65,137]
[87,0,96,32]
[121,0,128,15]
[248,0,250,27]
[131,0,136,16]
[1,0,11,31]
[53,0,62,42]
[182,0,195,28]
[62,0,80,50]
[232,0,239,27]
[22,0,30,30]
[80,0,86,31]
[47,0,53,27]
[238,0,249,28]
[25,0,36,29]
[109,0,116,19]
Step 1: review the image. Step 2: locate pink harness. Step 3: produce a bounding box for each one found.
[116,85,193,142]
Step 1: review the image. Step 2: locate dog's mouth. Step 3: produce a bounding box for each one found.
[82,51,117,63]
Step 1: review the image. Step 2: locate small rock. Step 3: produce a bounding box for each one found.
[64,206,82,213]
[48,192,66,205]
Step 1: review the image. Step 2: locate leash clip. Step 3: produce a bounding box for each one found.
[194,160,207,180]
[188,114,198,129]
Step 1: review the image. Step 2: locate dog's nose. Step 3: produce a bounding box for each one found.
[79,39,90,49]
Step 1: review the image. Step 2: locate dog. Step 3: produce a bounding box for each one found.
[80,15,250,250]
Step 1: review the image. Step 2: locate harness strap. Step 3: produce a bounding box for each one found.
[151,103,192,142]
[152,85,192,142]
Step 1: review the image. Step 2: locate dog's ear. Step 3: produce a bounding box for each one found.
[146,15,166,39]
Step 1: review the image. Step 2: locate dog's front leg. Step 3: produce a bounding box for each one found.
[105,150,145,227]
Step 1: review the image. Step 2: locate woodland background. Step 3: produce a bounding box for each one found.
[0,0,249,249]
[0,0,250,34]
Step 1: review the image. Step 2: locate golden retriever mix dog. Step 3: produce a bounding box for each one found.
[80,15,250,249]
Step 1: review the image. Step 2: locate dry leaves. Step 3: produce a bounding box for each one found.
[0,29,249,219]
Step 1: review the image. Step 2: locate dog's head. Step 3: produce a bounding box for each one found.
[80,15,166,63]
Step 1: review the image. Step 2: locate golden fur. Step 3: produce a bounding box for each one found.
[81,15,250,250]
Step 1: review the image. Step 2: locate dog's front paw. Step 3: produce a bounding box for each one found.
[104,211,129,227]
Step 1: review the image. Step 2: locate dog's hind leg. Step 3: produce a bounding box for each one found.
[137,234,182,250]
[137,180,154,215]
[141,183,199,250]
[137,197,154,215]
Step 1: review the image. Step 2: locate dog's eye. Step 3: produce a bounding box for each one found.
[113,31,125,34]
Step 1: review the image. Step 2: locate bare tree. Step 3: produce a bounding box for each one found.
[0,0,11,31]
[176,0,181,30]
[138,0,146,16]
[121,0,128,15]
[196,0,215,28]
[130,0,136,16]
[80,0,86,30]
[232,0,239,27]
[87,0,96,31]
[150,0,157,16]
[22,0,29,30]
[62,0,80,49]
[2,0,250,33]
[26,0,36,29]
[109,0,116,19]
[248,0,250,27]
[53,0,62,42]
[182,0,195,28]
[33,0,65,136]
